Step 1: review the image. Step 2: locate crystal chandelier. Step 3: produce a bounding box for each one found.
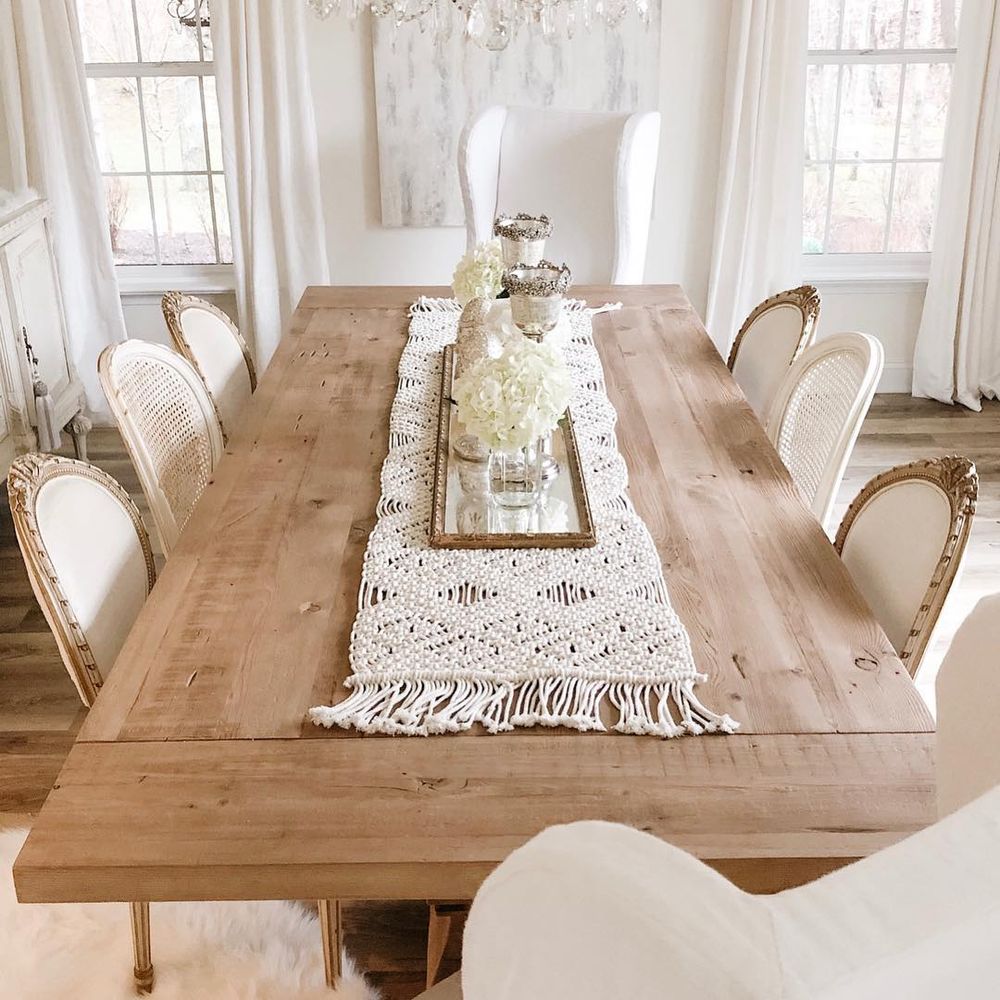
[306,0,650,51]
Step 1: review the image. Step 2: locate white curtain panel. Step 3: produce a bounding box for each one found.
[912,0,1000,410]
[705,0,808,355]
[211,1,330,367]
[0,0,126,421]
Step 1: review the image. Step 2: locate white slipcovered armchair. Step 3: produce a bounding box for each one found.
[422,595,1000,999]
[459,106,660,284]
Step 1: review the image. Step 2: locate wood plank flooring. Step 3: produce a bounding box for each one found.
[2,395,998,996]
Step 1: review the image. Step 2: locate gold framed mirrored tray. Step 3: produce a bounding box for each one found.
[429,345,597,550]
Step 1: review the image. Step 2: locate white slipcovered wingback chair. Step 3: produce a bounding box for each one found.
[421,596,1000,1000]
[459,106,661,283]
[728,285,821,421]
[99,340,224,557]
[161,292,256,444]
[834,456,978,678]
[6,454,156,706]
[766,332,883,530]
[937,593,1000,817]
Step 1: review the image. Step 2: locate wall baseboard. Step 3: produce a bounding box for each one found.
[878,363,912,394]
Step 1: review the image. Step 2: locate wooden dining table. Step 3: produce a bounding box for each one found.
[14,285,935,993]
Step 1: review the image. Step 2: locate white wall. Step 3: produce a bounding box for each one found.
[118,1,922,388]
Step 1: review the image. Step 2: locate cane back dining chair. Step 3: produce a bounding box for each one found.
[6,454,156,706]
[459,105,661,283]
[834,456,978,680]
[99,340,225,557]
[161,292,256,444]
[728,285,821,421]
[766,332,883,531]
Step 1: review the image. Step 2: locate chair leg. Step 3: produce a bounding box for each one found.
[129,901,154,994]
[426,903,454,989]
[318,899,342,989]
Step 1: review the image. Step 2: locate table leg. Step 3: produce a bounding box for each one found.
[318,899,342,988]
[129,901,154,994]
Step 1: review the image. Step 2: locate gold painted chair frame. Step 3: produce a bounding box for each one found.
[6,454,156,707]
[834,455,978,678]
[161,291,257,445]
[726,284,822,372]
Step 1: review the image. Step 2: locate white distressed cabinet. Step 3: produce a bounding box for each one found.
[0,198,89,480]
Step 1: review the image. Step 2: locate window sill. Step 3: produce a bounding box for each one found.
[802,253,930,290]
[116,264,236,299]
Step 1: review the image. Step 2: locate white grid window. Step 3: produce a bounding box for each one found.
[805,0,961,258]
[77,0,232,268]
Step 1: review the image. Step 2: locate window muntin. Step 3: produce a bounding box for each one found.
[78,0,231,266]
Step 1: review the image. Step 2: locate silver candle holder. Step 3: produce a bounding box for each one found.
[493,213,552,267]
[502,260,572,341]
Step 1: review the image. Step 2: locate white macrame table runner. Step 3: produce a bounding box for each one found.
[309,298,739,738]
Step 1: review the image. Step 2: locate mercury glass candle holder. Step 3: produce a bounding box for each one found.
[502,260,572,341]
[493,213,553,267]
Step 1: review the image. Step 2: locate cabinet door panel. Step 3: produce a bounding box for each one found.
[2,223,73,420]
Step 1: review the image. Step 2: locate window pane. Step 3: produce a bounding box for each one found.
[213,176,233,264]
[77,0,138,62]
[904,0,962,47]
[835,63,902,160]
[806,65,839,161]
[898,63,953,158]
[135,0,201,61]
[888,162,940,251]
[804,164,831,253]
[842,0,905,48]
[809,0,842,48]
[827,163,891,252]
[152,175,216,264]
[87,78,145,172]
[203,77,224,172]
[105,175,156,264]
[140,77,207,171]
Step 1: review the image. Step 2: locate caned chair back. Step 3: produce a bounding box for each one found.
[161,292,256,443]
[936,593,1000,816]
[459,105,661,284]
[834,456,977,679]
[728,285,821,420]
[99,340,224,556]
[766,332,883,529]
[6,454,156,706]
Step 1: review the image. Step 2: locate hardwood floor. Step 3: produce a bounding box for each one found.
[1,395,997,995]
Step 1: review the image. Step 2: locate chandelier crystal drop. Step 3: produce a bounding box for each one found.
[306,0,650,51]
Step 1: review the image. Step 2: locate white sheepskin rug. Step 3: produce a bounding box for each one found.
[0,829,377,1000]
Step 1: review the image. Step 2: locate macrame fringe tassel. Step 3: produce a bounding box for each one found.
[309,677,739,739]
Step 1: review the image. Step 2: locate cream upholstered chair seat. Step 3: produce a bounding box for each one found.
[99,340,224,557]
[161,292,256,444]
[728,285,821,420]
[835,456,977,678]
[459,106,660,283]
[6,454,156,706]
[766,332,883,530]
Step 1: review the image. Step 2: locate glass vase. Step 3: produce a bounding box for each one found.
[502,261,572,341]
[488,444,543,509]
[493,213,552,268]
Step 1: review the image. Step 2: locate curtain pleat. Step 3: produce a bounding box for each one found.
[211,0,331,368]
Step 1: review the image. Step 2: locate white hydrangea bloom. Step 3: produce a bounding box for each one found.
[453,338,573,451]
[452,238,505,305]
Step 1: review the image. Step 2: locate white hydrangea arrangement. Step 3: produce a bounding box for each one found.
[453,338,573,452]
[452,238,505,305]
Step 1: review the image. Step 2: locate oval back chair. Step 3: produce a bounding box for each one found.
[728,285,821,420]
[161,291,256,444]
[834,455,977,679]
[99,340,224,557]
[766,332,884,530]
[459,105,661,283]
[6,454,156,706]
